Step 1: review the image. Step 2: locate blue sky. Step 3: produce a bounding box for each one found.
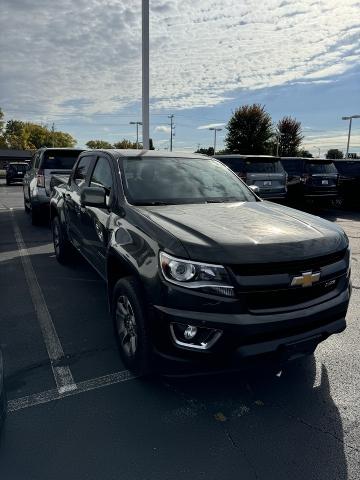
[1,0,359,155]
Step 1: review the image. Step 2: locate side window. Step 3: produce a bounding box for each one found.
[73,156,92,187]
[90,157,113,195]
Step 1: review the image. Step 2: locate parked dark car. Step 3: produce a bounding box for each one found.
[50,150,351,375]
[0,349,6,427]
[23,148,84,225]
[215,155,287,200]
[6,162,29,185]
[334,159,360,207]
[281,157,339,203]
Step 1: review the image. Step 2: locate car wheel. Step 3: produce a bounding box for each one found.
[30,203,42,225]
[52,216,73,264]
[24,196,30,213]
[6,179,11,186]
[112,277,152,376]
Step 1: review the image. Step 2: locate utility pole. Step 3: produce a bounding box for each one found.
[209,127,222,155]
[142,0,150,149]
[342,115,360,158]
[51,122,55,147]
[129,121,142,149]
[168,114,175,152]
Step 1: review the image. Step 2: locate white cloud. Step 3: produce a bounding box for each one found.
[198,123,226,130]
[154,125,171,134]
[1,0,359,117]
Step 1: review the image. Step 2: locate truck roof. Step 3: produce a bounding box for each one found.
[83,149,211,160]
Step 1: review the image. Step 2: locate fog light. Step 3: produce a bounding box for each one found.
[184,325,197,340]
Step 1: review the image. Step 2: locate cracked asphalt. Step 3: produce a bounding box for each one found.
[0,180,359,480]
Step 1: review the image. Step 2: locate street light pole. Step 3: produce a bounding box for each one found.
[168,114,174,152]
[129,121,142,149]
[142,0,149,150]
[209,127,222,155]
[342,115,360,158]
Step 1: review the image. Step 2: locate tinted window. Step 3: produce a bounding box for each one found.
[281,159,303,174]
[306,161,337,174]
[122,157,256,205]
[245,159,284,173]
[334,161,360,177]
[74,156,92,186]
[90,157,113,193]
[42,150,82,170]
[218,158,245,173]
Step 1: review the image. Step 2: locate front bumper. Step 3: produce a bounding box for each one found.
[150,284,350,372]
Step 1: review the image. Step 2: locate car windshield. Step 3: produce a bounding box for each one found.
[306,161,337,174]
[42,151,82,170]
[245,159,284,173]
[121,157,257,205]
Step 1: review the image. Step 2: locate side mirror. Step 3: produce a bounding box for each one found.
[249,184,260,195]
[80,186,106,208]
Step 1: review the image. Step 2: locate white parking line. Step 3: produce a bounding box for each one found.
[8,370,136,412]
[10,209,77,394]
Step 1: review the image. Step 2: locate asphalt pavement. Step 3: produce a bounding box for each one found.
[0,180,359,480]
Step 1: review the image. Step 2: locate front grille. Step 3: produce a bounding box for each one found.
[229,248,347,276]
[246,278,340,312]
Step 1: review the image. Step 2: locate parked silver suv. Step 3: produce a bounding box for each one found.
[23,148,84,224]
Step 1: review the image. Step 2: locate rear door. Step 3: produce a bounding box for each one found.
[245,158,286,197]
[65,154,96,250]
[78,154,115,276]
[305,160,338,193]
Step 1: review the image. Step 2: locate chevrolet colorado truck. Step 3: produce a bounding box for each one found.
[50,150,351,375]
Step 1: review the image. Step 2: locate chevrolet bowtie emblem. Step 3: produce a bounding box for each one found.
[291,271,321,288]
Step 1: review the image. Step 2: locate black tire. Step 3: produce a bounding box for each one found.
[6,179,11,186]
[24,196,30,213]
[52,215,73,264]
[31,204,42,226]
[112,277,152,376]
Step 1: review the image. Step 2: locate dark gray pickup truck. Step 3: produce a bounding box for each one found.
[50,150,351,375]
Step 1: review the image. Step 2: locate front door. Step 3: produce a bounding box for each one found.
[79,155,115,277]
[64,155,95,250]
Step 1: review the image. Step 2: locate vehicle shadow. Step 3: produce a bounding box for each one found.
[150,356,348,480]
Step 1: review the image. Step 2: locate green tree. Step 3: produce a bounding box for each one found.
[113,139,139,149]
[225,104,273,154]
[86,140,113,149]
[326,149,343,159]
[277,116,303,157]
[297,149,313,158]
[195,147,214,156]
[0,108,6,147]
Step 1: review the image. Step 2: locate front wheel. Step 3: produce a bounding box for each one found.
[112,277,152,376]
[52,216,73,264]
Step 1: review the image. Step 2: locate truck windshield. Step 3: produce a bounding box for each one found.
[121,157,257,205]
[306,161,337,174]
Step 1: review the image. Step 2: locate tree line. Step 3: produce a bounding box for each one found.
[0,106,344,158]
[197,104,344,159]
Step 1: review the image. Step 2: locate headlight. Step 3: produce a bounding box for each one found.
[159,252,234,297]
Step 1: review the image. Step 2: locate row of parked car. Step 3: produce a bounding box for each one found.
[215,154,360,206]
[6,150,360,225]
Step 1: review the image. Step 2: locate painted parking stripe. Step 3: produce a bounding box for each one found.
[10,209,77,394]
[8,370,136,412]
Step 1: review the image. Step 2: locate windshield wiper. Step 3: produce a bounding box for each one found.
[133,201,176,206]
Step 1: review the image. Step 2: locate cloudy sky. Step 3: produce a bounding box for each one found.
[1,0,360,155]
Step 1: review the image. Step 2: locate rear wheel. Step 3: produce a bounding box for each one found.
[112,277,152,376]
[31,204,42,225]
[6,179,11,186]
[52,215,73,264]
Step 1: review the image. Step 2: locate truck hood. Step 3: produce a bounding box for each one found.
[139,201,347,264]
